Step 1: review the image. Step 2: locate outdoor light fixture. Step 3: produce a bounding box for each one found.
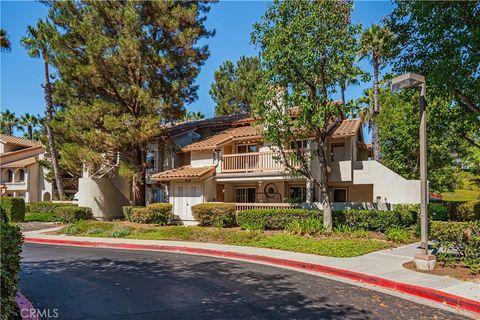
[392,72,435,271]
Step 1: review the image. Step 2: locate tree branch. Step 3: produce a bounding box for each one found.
[455,91,480,115]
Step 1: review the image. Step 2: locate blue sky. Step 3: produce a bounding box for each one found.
[1,1,394,141]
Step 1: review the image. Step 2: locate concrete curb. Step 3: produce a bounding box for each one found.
[25,237,480,315]
[15,292,39,320]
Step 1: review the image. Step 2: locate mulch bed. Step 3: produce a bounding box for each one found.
[403,261,480,282]
[19,221,58,232]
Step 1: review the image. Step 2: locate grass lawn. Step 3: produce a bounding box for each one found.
[60,221,393,258]
[442,171,479,202]
[25,212,57,222]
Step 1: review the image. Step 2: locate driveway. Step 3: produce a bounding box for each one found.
[20,243,469,320]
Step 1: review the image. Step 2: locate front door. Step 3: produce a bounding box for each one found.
[174,184,202,221]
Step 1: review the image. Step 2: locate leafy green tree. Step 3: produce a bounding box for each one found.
[0,109,20,135]
[358,24,396,161]
[0,29,11,52]
[21,20,65,199]
[251,0,360,230]
[46,1,214,205]
[210,56,262,115]
[370,84,471,192]
[388,1,480,116]
[19,113,40,140]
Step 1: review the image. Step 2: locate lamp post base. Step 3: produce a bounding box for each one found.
[413,254,436,271]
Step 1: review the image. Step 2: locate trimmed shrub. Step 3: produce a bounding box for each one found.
[192,203,236,227]
[128,203,172,224]
[123,206,143,221]
[0,197,25,222]
[334,208,417,232]
[236,209,322,230]
[456,201,480,222]
[430,221,480,260]
[0,223,23,320]
[27,201,77,213]
[428,203,449,221]
[54,206,93,223]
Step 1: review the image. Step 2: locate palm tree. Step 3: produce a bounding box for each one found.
[359,24,395,161]
[19,113,40,140]
[184,111,205,121]
[0,109,21,135]
[21,20,65,199]
[0,29,11,52]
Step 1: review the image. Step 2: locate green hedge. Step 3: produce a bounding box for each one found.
[0,197,25,222]
[27,201,77,213]
[334,207,417,232]
[0,223,23,320]
[125,203,172,224]
[236,209,322,230]
[192,203,236,227]
[53,206,93,223]
[430,221,480,274]
[457,201,480,222]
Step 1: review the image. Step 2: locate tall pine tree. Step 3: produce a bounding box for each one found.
[46,0,214,205]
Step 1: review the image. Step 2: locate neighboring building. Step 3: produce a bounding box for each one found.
[0,134,53,202]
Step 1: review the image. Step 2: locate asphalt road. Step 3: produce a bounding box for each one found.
[20,243,468,320]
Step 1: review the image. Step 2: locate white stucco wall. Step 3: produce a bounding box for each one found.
[190,150,215,168]
[352,161,420,204]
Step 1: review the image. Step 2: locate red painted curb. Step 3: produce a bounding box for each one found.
[25,237,480,315]
[15,292,39,320]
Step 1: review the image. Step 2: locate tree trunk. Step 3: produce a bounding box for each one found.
[43,55,65,200]
[340,84,346,105]
[316,137,332,231]
[28,126,33,140]
[132,143,146,206]
[7,125,12,136]
[372,56,380,161]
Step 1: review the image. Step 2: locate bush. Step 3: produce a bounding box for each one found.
[428,203,449,221]
[456,201,480,222]
[236,209,322,230]
[0,223,23,320]
[54,206,93,223]
[191,203,236,227]
[122,206,143,221]
[334,207,417,232]
[27,201,77,213]
[0,197,25,222]
[241,222,265,232]
[127,203,172,224]
[385,227,410,243]
[285,219,324,236]
[430,221,479,261]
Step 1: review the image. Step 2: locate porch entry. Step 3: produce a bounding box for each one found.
[173,183,202,221]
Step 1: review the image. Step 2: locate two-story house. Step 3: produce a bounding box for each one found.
[0,134,53,202]
[149,114,420,223]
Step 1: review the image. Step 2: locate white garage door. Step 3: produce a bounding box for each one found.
[174,184,202,221]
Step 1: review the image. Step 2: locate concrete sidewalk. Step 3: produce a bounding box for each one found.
[23,227,479,308]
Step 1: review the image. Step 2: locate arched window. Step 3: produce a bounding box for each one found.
[6,170,13,183]
[18,169,25,182]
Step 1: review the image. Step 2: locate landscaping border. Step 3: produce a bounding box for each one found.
[15,292,39,320]
[24,236,480,315]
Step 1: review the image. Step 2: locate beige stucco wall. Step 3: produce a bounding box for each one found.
[353,161,420,204]
[191,150,215,168]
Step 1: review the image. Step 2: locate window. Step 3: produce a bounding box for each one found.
[18,169,25,182]
[146,151,156,173]
[333,188,347,202]
[6,170,13,183]
[235,187,256,203]
[331,143,345,161]
[236,144,257,154]
[289,186,306,203]
[290,139,310,150]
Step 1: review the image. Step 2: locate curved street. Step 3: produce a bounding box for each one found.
[20,243,468,320]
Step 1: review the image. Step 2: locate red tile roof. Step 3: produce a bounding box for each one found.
[0,156,38,168]
[151,165,215,182]
[331,119,362,137]
[0,134,42,148]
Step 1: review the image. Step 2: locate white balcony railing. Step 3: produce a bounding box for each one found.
[221,150,306,173]
[234,202,300,212]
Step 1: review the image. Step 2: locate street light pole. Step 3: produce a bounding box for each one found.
[391,72,435,270]
[418,82,428,256]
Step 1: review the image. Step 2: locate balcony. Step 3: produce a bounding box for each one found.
[221,150,305,173]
